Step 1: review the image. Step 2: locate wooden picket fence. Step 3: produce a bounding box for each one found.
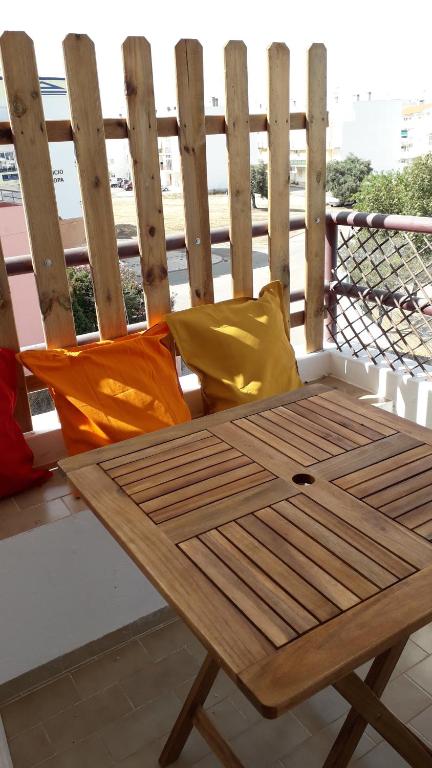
[0,32,327,433]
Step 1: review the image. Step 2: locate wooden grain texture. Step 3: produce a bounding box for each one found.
[0,32,76,349]
[63,33,127,339]
[67,463,272,673]
[335,673,432,767]
[305,43,327,352]
[0,237,32,432]
[239,563,432,716]
[122,37,170,325]
[175,39,213,306]
[267,43,290,314]
[0,111,314,145]
[193,707,244,767]
[159,655,220,767]
[225,41,253,298]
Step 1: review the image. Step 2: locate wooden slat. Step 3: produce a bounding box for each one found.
[267,43,290,314]
[159,477,295,544]
[147,467,273,522]
[363,463,432,508]
[0,111,313,145]
[309,395,396,437]
[121,447,241,495]
[68,464,272,673]
[234,416,316,466]
[275,500,397,589]
[270,407,344,456]
[299,398,384,441]
[0,32,76,349]
[303,481,432,569]
[277,404,357,451]
[334,443,431,490]
[397,503,432,530]
[122,37,170,325]
[220,521,339,622]
[102,430,214,473]
[316,433,420,482]
[258,507,378,600]
[305,43,327,352]
[201,529,318,633]
[63,34,127,339]
[180,537,296,646]
[113,438,226,484]
[0,238,32,432]
[380,485,432,519]
[288,402,371,446]
[290,494,414,579]
[416,520,432,540]
[254,411,332,460]
[225,41,253,298]
[239,514,359,610]
[175,39,213,306]
[239,563,432,716]
[132,454,251,504]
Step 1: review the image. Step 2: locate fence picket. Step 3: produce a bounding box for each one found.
[0,238,32,432]
[268,43,291,322]
[123,37,171,325]
[305,43,327,352]
[0,32,76,349]
[175,39,213,306]
[63,34,127,340]
[225,41,253,298]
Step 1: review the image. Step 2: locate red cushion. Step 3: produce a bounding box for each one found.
[0,348,50,499]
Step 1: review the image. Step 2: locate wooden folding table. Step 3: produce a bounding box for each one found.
[61,383,432,767]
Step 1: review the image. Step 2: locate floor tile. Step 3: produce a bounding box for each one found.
[408,703,432,746]
[71,639,149,698]
[101,691,181,762]
[62,494,89,514]
[37,733,114,768]
[8,724,54,768]
[1,675,80,739]
[406,653,432,695]
[411,622,432,654]
[381,674,432,722]
[139,619,202,662]
[280,714,375,767]
[120,648,199,708]
[391,639,428,679]
[228,710,310,766]
[353,741,409,767]
[13,470,71,510]
[0,498,71,540]
[116,731,209,767]
[292,686,349,733]
[43,684,132,752]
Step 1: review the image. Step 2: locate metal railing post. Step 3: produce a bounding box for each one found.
[324,217,338,344]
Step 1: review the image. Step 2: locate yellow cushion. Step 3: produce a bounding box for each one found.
[166,281,302,413]
[17,322,191,455]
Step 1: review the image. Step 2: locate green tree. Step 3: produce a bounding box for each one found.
[356,154,432,216]
[326,154,372,205]
[250,162,268,208]
[68,262,146,335]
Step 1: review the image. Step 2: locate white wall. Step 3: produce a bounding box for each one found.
[328,99,402,171]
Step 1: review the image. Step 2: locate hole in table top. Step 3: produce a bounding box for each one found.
[292,473,315,486]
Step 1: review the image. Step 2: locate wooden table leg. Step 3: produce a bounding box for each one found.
[194,706,244,767]
[323,638,408,767]
[334,671,432,768]
[159,653,220,767]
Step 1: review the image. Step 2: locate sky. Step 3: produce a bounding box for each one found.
[1,0,432,115]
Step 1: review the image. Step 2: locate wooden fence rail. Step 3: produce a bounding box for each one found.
[0,31,327,433]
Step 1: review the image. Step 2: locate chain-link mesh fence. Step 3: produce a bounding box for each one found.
[326,225,432,378]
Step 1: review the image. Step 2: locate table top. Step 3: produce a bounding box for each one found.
[61,383,432,717]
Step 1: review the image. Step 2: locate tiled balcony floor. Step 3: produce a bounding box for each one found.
[1,615,432,767]
[1,376,431,767]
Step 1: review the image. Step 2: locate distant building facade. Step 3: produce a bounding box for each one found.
[401,102,432,165]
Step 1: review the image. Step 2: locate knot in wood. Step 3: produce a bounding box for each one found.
[12,96,27,118]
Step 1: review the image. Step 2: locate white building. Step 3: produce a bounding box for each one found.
[401,102,432,166]
[0,77,82,218]
[327,97,403,172]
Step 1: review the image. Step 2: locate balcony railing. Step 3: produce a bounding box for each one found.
[325,210,432,380]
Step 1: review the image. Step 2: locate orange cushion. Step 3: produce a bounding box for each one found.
[17,323,191,455]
